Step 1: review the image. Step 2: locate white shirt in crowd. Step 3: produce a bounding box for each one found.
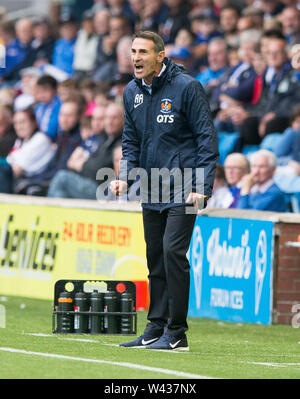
[6,132,57,177]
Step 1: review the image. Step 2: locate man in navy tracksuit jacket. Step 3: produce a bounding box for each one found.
[111,31,218,351]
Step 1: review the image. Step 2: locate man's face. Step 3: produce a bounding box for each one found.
[224,156,248,186]
[266,39,287,69]
[109,18,126,42]
[250,154,275,185]
[104,105,124,136]
[208,42,227,71]
[94,10,110,35]
[16,20,33,44]
[60,23,78,41]
[34,85,56,104]
[220,9,239,33]
[281,8,300,36]
[91,106,106,134]
[59,102,79,131]
[131,38,165,84]
[239,41,256,64]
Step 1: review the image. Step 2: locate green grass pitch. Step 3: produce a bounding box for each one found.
[1,295,300,379]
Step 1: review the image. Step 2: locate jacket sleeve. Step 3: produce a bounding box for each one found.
[182,80,219,197]
[118,89,141,186]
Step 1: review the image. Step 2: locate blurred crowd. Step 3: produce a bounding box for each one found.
[0,0,300,212]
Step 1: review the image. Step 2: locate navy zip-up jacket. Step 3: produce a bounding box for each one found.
[119,58,218,211]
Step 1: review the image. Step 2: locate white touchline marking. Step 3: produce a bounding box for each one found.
[248,361,300,368]
[23,332,100,343]
[23,333,53,337]
[0,347,216,379]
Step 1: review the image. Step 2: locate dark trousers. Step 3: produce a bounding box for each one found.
[142,206,196,337]
[0,163,13,193]
[240,116,290,146]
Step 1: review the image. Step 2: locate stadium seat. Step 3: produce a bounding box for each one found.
[284,193,300,213]
[259,133,282,152]
[217,132,240,165]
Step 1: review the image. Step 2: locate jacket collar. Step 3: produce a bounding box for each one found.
[134,58,184,94]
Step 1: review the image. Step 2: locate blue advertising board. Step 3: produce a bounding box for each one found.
[188,216,274,325]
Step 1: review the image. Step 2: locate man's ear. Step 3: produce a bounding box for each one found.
[157,50,165,63]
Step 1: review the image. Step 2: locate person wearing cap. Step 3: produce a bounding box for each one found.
[52,13,78,76]
[72,10,99,80]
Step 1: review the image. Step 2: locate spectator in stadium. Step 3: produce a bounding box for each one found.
[14,66,42,111]
[93,7,110,38]
[78,80,97,115]
[279,6,300,45]
[224,152,249,207]
[258,0,285,19]
[47,102,123,199]
[237,15,255,32]
[173,27,195,49]
[239,33,300,145]
[237,149,286,212]
[72,10,99,80]
[196,37,229,108]
[93,35,133,83]
[138,0,170,33]
[206,163,234,208]
[0,18,34,83]
[219,4,241,44]
[127,0,145,31]
[159,0,190,44]
[53,95,86,171]
[106,0,133,19]
[0,105,16,157]
[0,87,16,108]
[57,78,79,103]
[212,29,260,128]
[66,105,107,174]
[93,82,114,107]
[218,29,260,106]
[0,21,19,80]
[274,103,300,164]
[52,13,78,76]
[110,72,133,104]
[169,45,195,75]
[93,15,132,81]
[240,6,264,30]
[0,107,56,194]
[34,75,61,141]
[29,17,55,67]
[111,31,217,351]
[189,10,222,62]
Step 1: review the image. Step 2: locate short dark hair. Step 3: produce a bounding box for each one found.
[262,29,285,41]
[0,20,15,37]
[63,93,87,115]
[133,31,165,54]
[36,75,58,90]
[220,4,241,17]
